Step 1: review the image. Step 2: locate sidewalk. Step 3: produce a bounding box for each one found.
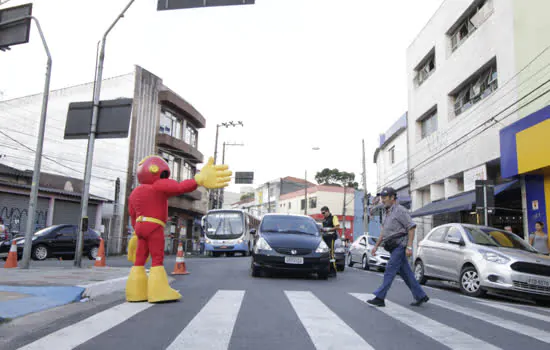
[0,265,133,320]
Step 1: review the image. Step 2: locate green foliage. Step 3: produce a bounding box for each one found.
[314,168,358,189]
[240,192,254,201]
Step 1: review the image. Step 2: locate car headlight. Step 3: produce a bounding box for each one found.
[254,237,272,253]
[316,240,329,253]
[334,247,345,253]
[481,250,510,264]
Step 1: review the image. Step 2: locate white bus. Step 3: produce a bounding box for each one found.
[201,209,260,257]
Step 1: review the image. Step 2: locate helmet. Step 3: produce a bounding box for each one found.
[136,155,170,185]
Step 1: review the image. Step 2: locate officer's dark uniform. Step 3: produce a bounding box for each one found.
[322,212,339,276]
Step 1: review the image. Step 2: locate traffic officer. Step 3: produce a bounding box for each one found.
[320,206,340,277]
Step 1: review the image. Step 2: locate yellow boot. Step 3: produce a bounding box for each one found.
[148,266,182,303]
[125,266,148,302]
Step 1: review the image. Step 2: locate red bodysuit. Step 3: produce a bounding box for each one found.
[128,157,197,267]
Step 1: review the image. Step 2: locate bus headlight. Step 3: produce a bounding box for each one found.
[205,239,211,244]
[254,237,272,253]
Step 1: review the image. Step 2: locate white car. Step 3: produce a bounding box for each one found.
[347,234,390,271]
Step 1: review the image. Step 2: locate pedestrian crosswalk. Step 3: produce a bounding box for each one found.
[17,289,550,350]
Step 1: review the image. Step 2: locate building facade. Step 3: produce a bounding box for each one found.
[406,0,549,240]
[278,185,355,240]
[0,65,209,253]
[373,112,411,208]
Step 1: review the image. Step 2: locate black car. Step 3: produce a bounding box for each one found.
[250,214,331,279]
[0,224,101,261]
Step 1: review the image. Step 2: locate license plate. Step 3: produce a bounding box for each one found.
[220,246,227,249]
[285,256,304,264]
[527,278,550,287]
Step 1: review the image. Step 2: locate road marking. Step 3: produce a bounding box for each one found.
[475,300,550,322]
[18,302,153,350]
[350,293,501,350]
[285,291,374,350]
[166,290,245,350]
[431,298,550,343]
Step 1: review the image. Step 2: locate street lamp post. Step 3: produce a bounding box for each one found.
[210,121,243,210]
[219,141,244,208]
[304,147,320,216]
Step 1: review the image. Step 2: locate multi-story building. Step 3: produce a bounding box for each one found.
[0,65,208,253]
[373,112,411,208]
[405,0,550,241]
[247,177,315,217]
[278,185,355,240]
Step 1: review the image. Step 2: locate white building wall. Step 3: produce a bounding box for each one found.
[0,73,135,218]
[279,188,355,217]
[407,0,520,202]
[376,130,409,192]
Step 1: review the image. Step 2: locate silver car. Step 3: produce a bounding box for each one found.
[414,223,550,301]
[347,234,391,271]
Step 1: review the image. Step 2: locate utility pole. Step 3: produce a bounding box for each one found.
[75,0,136,268]
[210,121,243,210]
[362,139,369,234]
[4,14,53,269]
[267,182,271,213]
[304,170,308,215]
[341,184,347,240]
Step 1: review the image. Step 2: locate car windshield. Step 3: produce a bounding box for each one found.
[205,212,244,239]
[464,226,537,252]
[260,216,319,235]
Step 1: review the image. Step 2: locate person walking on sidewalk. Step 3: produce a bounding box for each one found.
[367,187,429,307]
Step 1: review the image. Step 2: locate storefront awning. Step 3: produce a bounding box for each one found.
[411,180,518,218]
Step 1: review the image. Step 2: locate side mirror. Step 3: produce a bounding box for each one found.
[448,235,464,246]
[250,228,257,235]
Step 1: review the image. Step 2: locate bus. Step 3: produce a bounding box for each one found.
[201,209,260,257]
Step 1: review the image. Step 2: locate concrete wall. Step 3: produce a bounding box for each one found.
[279,187,355,216]
[376,129,409,192]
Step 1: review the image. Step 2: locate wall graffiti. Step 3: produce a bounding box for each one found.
[0,206,48,235]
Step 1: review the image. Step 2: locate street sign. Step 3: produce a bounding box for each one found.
[0,3,32,49]
[157,0,254,11]
[235,171,254,184]
[64,98,133,140]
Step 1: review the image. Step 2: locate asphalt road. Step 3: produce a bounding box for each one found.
[3,257,550,350]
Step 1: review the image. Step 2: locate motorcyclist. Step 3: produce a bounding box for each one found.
[320,206,340,277]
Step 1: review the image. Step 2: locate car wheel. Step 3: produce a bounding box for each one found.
[250,260,261,277]
[346,253,354,267]
[32,244,49,261]
[414,260,428,285]
[362,254,370,270]
[88,246,99,260]
[459,266,486,297]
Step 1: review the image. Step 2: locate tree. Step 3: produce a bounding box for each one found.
[315,168,358,189]
[240,192,254,201]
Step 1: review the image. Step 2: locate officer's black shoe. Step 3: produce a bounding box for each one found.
[410,295,429,307]
[367,297,385,307]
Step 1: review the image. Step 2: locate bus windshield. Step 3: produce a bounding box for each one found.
[205,212,244,239]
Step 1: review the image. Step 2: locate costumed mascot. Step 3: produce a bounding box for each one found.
[125,155,231,303]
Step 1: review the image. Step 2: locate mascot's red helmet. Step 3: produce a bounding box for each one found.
[137,155,170,185]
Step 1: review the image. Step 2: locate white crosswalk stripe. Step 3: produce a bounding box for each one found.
[14,288,550,350]
[17,302,154,350]
[350,293,501,350]
[166,290,245,350]
[475,300,550,323]
[285,291,375,350]
[431,298,550,344]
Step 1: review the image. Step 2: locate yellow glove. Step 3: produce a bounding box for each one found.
[127,233,150,264]
[194,156,232,189]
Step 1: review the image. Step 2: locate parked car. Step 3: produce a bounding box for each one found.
[250,214,331,279]
[414,223,550,302]
[0,224,101,261]
[347,233,390,271]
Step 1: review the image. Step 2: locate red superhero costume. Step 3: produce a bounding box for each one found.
[125,155,231,303]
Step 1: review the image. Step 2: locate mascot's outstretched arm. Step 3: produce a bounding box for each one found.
[125,155,231,304]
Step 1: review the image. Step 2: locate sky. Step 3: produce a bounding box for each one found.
[0,0,444,196]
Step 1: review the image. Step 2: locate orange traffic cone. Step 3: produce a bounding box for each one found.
[94,238,106,267]
[4,240,18,268]
[171,241,189,275]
